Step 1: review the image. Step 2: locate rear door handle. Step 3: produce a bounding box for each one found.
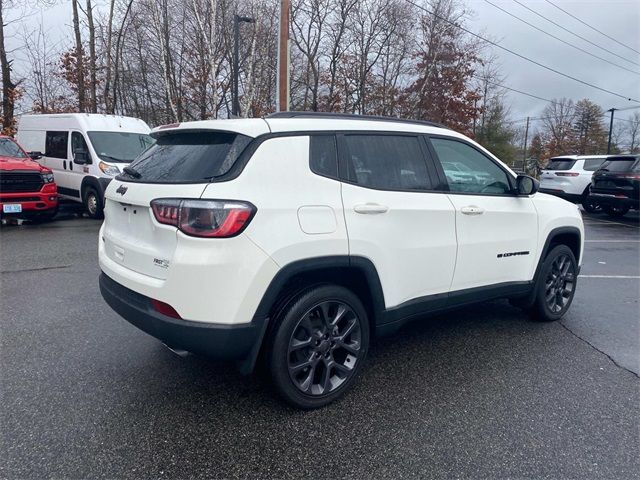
[354,203,389,214]
[461,205,484,215]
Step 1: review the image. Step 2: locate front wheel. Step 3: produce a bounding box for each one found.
[603,204,629,218]
[267,285,370,409]
[531,245,578,322]
[83,186,104,219]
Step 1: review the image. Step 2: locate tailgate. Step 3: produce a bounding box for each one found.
[102,179,208,279]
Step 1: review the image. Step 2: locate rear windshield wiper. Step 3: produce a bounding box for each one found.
[122,166,142,178]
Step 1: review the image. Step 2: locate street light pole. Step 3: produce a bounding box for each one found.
[607,108,617,154]
[232,14,255,118]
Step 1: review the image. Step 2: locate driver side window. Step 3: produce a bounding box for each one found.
[71,132,91,163]
[430,137,511,194]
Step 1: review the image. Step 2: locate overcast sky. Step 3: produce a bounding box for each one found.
[5,0,640,128]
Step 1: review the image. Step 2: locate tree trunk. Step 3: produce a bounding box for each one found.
[103,0,115,112]
[71,0,86,112]
[0,0,16,133]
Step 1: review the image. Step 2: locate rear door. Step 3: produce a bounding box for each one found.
[427,135,538,291]
[339,133,457,309]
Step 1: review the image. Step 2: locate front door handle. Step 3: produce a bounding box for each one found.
[461,205,484,215]
[354,203,389,214]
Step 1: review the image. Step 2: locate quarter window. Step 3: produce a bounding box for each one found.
[309,135,338,178]
[45,131,69,159]
[430,138,511,194]
[343,135,430,190]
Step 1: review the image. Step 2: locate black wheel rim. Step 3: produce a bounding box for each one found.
[544,254,576,314]
[287,300,362,396]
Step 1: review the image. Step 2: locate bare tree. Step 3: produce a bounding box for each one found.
[627,112,640,153]
[71,0,86,112]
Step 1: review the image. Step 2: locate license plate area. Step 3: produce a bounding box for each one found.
[2,203,22,213]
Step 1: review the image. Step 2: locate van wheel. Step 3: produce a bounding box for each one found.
[531,245,577,322]
[267,284,369,409]
[83,186,104,219]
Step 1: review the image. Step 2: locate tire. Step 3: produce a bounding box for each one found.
[603,204,629,218]
[267,284,370,409]
[581,189,601,213]
[531,245,578,322]
[83,186,104,219]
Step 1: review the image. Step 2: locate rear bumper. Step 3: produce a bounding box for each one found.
[99,272,266,366]
[588,193,639,209]
[539,188,582,203]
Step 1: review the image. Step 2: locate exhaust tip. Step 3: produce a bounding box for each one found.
[163,344,191,358]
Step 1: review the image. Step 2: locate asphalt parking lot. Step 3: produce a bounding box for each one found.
[1,205,638,479]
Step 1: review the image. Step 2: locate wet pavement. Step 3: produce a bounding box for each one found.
[1,205,638,479]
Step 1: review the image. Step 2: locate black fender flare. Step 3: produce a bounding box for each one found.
[80,176,104,202]
[238,255,385,374]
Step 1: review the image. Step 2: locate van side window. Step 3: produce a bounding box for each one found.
[343,134,431,190]
[45,131,69,159]
[71,132,89,155]
[309,135,338,178]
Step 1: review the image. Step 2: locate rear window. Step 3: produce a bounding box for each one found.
[545,158,576,170]
[120,131,251,183]
[598,158,639,173]
[583,158,605,171]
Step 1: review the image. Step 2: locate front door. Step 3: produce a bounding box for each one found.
[427,136,539,292]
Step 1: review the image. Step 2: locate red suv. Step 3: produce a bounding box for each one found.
[0,135,58,221]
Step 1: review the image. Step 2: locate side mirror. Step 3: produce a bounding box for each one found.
[73,149,90,165]
[515,174,539,196]
[28,151,43,160]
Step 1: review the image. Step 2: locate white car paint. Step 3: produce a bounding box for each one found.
[539,155,609,200]
[99,116,584,326]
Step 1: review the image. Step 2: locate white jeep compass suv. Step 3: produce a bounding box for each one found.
[99,112,584,409]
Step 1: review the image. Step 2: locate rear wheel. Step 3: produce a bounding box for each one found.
[267,284,369,409]
[531,245,577,322]
[603,204,629,218]
[83,186,104,219]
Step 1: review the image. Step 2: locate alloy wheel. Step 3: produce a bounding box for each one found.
[544,254,576,314]
[287,300,363,396]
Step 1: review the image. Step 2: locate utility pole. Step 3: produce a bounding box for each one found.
[607,108,617,154]
[522,116,530,173]
[276,0,290,112]
[232,14,255,118]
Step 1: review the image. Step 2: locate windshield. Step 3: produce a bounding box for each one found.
[0,138,27,158]
[87,131,154,163]
[545,158,576,170]
[118,131,252,183]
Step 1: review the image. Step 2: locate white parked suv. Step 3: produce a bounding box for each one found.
[99,112,584,408]
[539,155,609,212]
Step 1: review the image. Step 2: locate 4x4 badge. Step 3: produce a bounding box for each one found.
[116,185,128,195]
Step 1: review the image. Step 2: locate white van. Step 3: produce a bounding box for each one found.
[16,114,153,218]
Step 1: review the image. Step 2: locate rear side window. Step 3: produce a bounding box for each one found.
[309,135,338,178]
[545,158,576,170]
[583,158,605,171]
[121,132,251,183]
[45,131,68,159]
[343,135,430,190]
[598,158,638,172]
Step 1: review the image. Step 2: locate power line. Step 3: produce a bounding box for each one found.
[471,75,554,103]
[512,0,639,67]
[483,0,640,76]
[544,0,640,55]
[404,0,640,103]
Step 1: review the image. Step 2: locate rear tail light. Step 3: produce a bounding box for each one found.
[150,198,256,238]
[555,172,579,177]
[620,174,640,180]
